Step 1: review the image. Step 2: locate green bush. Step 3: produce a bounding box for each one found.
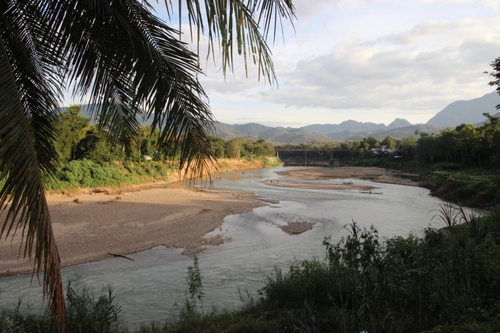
[66,278,127,333]
[0,277,127,333]
[259,212,500,333]
[53,160,126,188]
[0,304,55,333]
[42,159,172,191]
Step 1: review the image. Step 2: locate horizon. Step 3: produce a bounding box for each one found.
[67,90,500,129]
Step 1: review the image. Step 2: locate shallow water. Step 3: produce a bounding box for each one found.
[0,167,463,329]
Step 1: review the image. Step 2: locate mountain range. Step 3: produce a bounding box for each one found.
[426,92,500,127]
[74,92,500,143]
[213,92,500,143]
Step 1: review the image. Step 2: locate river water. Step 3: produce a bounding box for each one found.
[0,167,460,329]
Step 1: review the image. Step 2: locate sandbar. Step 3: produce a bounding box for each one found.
[0,187,264,276]
[267,166,420,189]
[0,166,420,276]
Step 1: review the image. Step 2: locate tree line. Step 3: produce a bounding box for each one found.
[416,113,500,168]
[276,112,500,170]
[56,105,276,164]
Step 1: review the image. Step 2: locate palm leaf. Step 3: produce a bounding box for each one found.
[169,0,296,85]
[52,0,215,175]
[0,0,67,330]
[1,2,296,332]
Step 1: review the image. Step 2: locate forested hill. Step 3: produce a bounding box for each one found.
[213,122,441,143]
[213,92,500,142]
[71,92,500,143]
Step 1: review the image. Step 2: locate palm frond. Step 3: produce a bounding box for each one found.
[1,2,296,333]
[166,0,296,85]
[51,0,214,174]
[0,1,66,330]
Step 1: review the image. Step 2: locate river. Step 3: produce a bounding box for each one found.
[0,167,461,329]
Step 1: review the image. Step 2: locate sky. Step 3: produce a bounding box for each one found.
[64,1,500,128]
[194,0,500,127]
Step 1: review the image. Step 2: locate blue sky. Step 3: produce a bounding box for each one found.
[196,0,500,127]
[65,1,500,127]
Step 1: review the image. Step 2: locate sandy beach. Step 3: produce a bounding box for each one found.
[0,187,266,276]
[0,166,419,276]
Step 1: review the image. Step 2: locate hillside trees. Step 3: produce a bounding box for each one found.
[51,109,277,164]
[74,127,117,162]
[244,138,275,156]
[225,137,246,158]
[381,135,398,149]
[210,137,226,158]
[397,136,417,160]
[55,105,91,161]
[414,114,500,168]
[0,1,295,331]
[454,124,477,165]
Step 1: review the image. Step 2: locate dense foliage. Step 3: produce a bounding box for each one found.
[55,106,275,162]
[0,277,127,333]
[255,211,500,333]
[276,111,500,169]
[41,105,277,190]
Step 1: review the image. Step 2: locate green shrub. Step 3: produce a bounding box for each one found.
[66,278,127,333]
[0,277,127,333]
[0,303,55,333]
[259,213,500,333]
[53,160,126,188]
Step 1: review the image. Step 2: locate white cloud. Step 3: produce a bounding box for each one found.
[251,14,500,123]
[152,1,500,126]
[424,0,500,10]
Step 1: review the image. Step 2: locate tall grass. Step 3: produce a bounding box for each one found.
[0,276,127,333]
[259,211,500,333]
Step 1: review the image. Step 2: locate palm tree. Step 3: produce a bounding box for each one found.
[0,1,295,331]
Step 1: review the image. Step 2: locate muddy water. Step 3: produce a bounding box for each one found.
[0,167,459,329]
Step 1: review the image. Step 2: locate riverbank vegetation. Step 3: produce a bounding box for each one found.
[40,105,279,192]
[277,112,500,210]
[2,206,500,332]
[42,103,500,208]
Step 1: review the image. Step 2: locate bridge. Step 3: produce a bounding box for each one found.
[275,148,349,166]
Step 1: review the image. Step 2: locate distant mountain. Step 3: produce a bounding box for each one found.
[214,122,332,143]
[426,92,500,128]
[387,118,412,129]
[303,120,386,134]
[212,121,441,143]
[69,92,500,144]
[324,124,441,141]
